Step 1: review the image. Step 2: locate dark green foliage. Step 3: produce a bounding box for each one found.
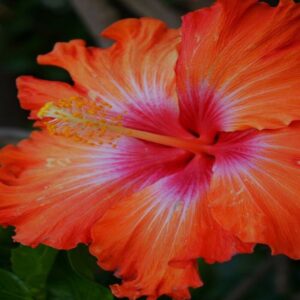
[67,244,99,281]
[0,268,33,300]
[0,227,15,269]
[11,245,58,299]
[48,252,113,300]
[0,227,114,300]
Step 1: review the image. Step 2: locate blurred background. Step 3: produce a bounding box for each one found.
[0,0,300,299]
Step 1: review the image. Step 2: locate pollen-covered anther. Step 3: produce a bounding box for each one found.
[38,96,123,146]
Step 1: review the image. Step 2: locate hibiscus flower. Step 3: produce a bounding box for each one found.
[0,0,300,299]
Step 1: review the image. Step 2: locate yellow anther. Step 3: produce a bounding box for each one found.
[73,112,83,118]
[37,102,55,119]
[87,109,97,115]
[38,96,123,146]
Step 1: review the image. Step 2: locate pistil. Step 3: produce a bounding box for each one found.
[38,97,212,154]
[106,124,211,154]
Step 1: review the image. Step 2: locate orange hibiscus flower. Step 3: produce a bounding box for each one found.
[1,0,300,299]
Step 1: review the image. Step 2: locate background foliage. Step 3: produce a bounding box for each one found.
[0,0,300,299]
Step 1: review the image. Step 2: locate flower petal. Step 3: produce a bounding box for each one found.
[16,76,83,119]
[37,18,187,138]
[90,156,253,300]
[177,0,300,133]
[208,122,300,259]
[0,131,187,249]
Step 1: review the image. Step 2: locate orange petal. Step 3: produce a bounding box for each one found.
[208,122,300,259]
[177,0,300,133]
[36,18,184,137]
[90,156,253,300]
[16,76,82,119]
[0,131,187,249]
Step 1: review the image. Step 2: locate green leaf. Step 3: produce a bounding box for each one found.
[0,268,32,300]
[48,253,113,300]
[0,226,14,246]
[11,245,58,300]
[0,246,12,270]
[67,244,99,281]
[0,227,15,270]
